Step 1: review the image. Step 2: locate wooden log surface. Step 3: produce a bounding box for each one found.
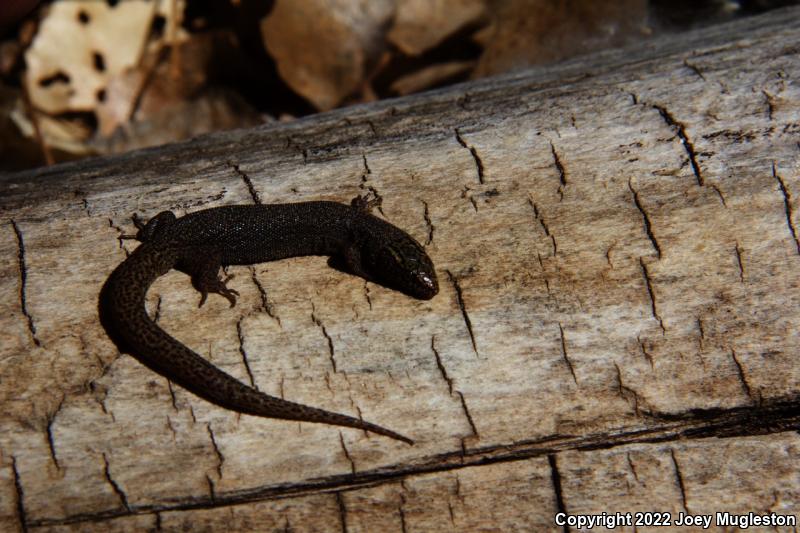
[2,6,800,532]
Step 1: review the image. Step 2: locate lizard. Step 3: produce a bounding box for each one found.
[99,195,438,445]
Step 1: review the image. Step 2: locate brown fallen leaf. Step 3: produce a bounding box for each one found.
[24,1,156,114]
[389,60,475,95]
[260,0,394,111]
[91,88,264,155]
[474,0,649,77]
[388,0,487,56]
[93,28,264,153]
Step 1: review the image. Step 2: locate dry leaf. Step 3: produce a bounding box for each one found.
[24,0,156,114]
[94,66,146,137]
[389,60,474,95]
[91,88,263,154]
[260,0,394,111]
[474,0,649,77]
[388,0,487,56]
[10,100,93,154]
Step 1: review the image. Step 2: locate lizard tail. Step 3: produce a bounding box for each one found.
[100,243,414,445]
[147,334,415,444]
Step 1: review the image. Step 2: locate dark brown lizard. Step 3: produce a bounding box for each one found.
[99,195,437,444]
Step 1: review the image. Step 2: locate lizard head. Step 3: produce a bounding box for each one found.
[365,234,438,300]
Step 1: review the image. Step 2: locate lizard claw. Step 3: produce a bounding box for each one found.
[351,192,382,213]
[222,287,239,307]
[196,277,239,308]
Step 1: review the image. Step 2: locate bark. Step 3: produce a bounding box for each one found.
[2,6,800,532]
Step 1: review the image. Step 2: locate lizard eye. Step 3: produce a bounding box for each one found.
[137,211,176,242]
[386,245,404,265]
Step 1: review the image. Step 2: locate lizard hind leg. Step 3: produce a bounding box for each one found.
[178,248,240,307]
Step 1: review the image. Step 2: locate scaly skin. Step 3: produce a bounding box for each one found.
[99,196,438,444]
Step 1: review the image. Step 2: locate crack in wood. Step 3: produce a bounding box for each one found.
[335,492,348,533]
[549,141,567,201]
[446,271,479,358]
[559,323,578,385]
[166,380,179,412]
[614,362,642,415]
[356,158,385,218]
[11,456,28,533]
[248,266,281,326]
[361,154,371,177]
[637,336,655,369]
[421,199,434,246]
[151,295,163,324]
[454,128,485,185]
[353,406,370,439]
[431,336,454,395]
[628,179,662,259]
[626,452,640,483]
[10,219,40,347]
[669,449,689,514]
[548,454,569,533]
[227,161,262,205]
[730,349,757,404]
[102,453,130,512]
[235,318,257,389]
[45,395,65,471]
[772,161,800,254]
[206,475,216,502]
[710,184,727,206]
[651,103,704,187]
[528,197,557,255]
[639,258,666,334]
[537,252,553,297]
[311,305,337,372]
[457,391,478,438]
[206,424,225,479]
[697,317,706,352]
[734,242,746,282]
[339,433,356,474]
[398,493,408,533]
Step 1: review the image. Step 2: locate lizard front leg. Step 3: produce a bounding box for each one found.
[177,248,240,307]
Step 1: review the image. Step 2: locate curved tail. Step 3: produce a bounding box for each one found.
[99,243,413,444]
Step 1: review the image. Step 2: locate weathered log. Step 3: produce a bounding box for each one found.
[2,6,799,532]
